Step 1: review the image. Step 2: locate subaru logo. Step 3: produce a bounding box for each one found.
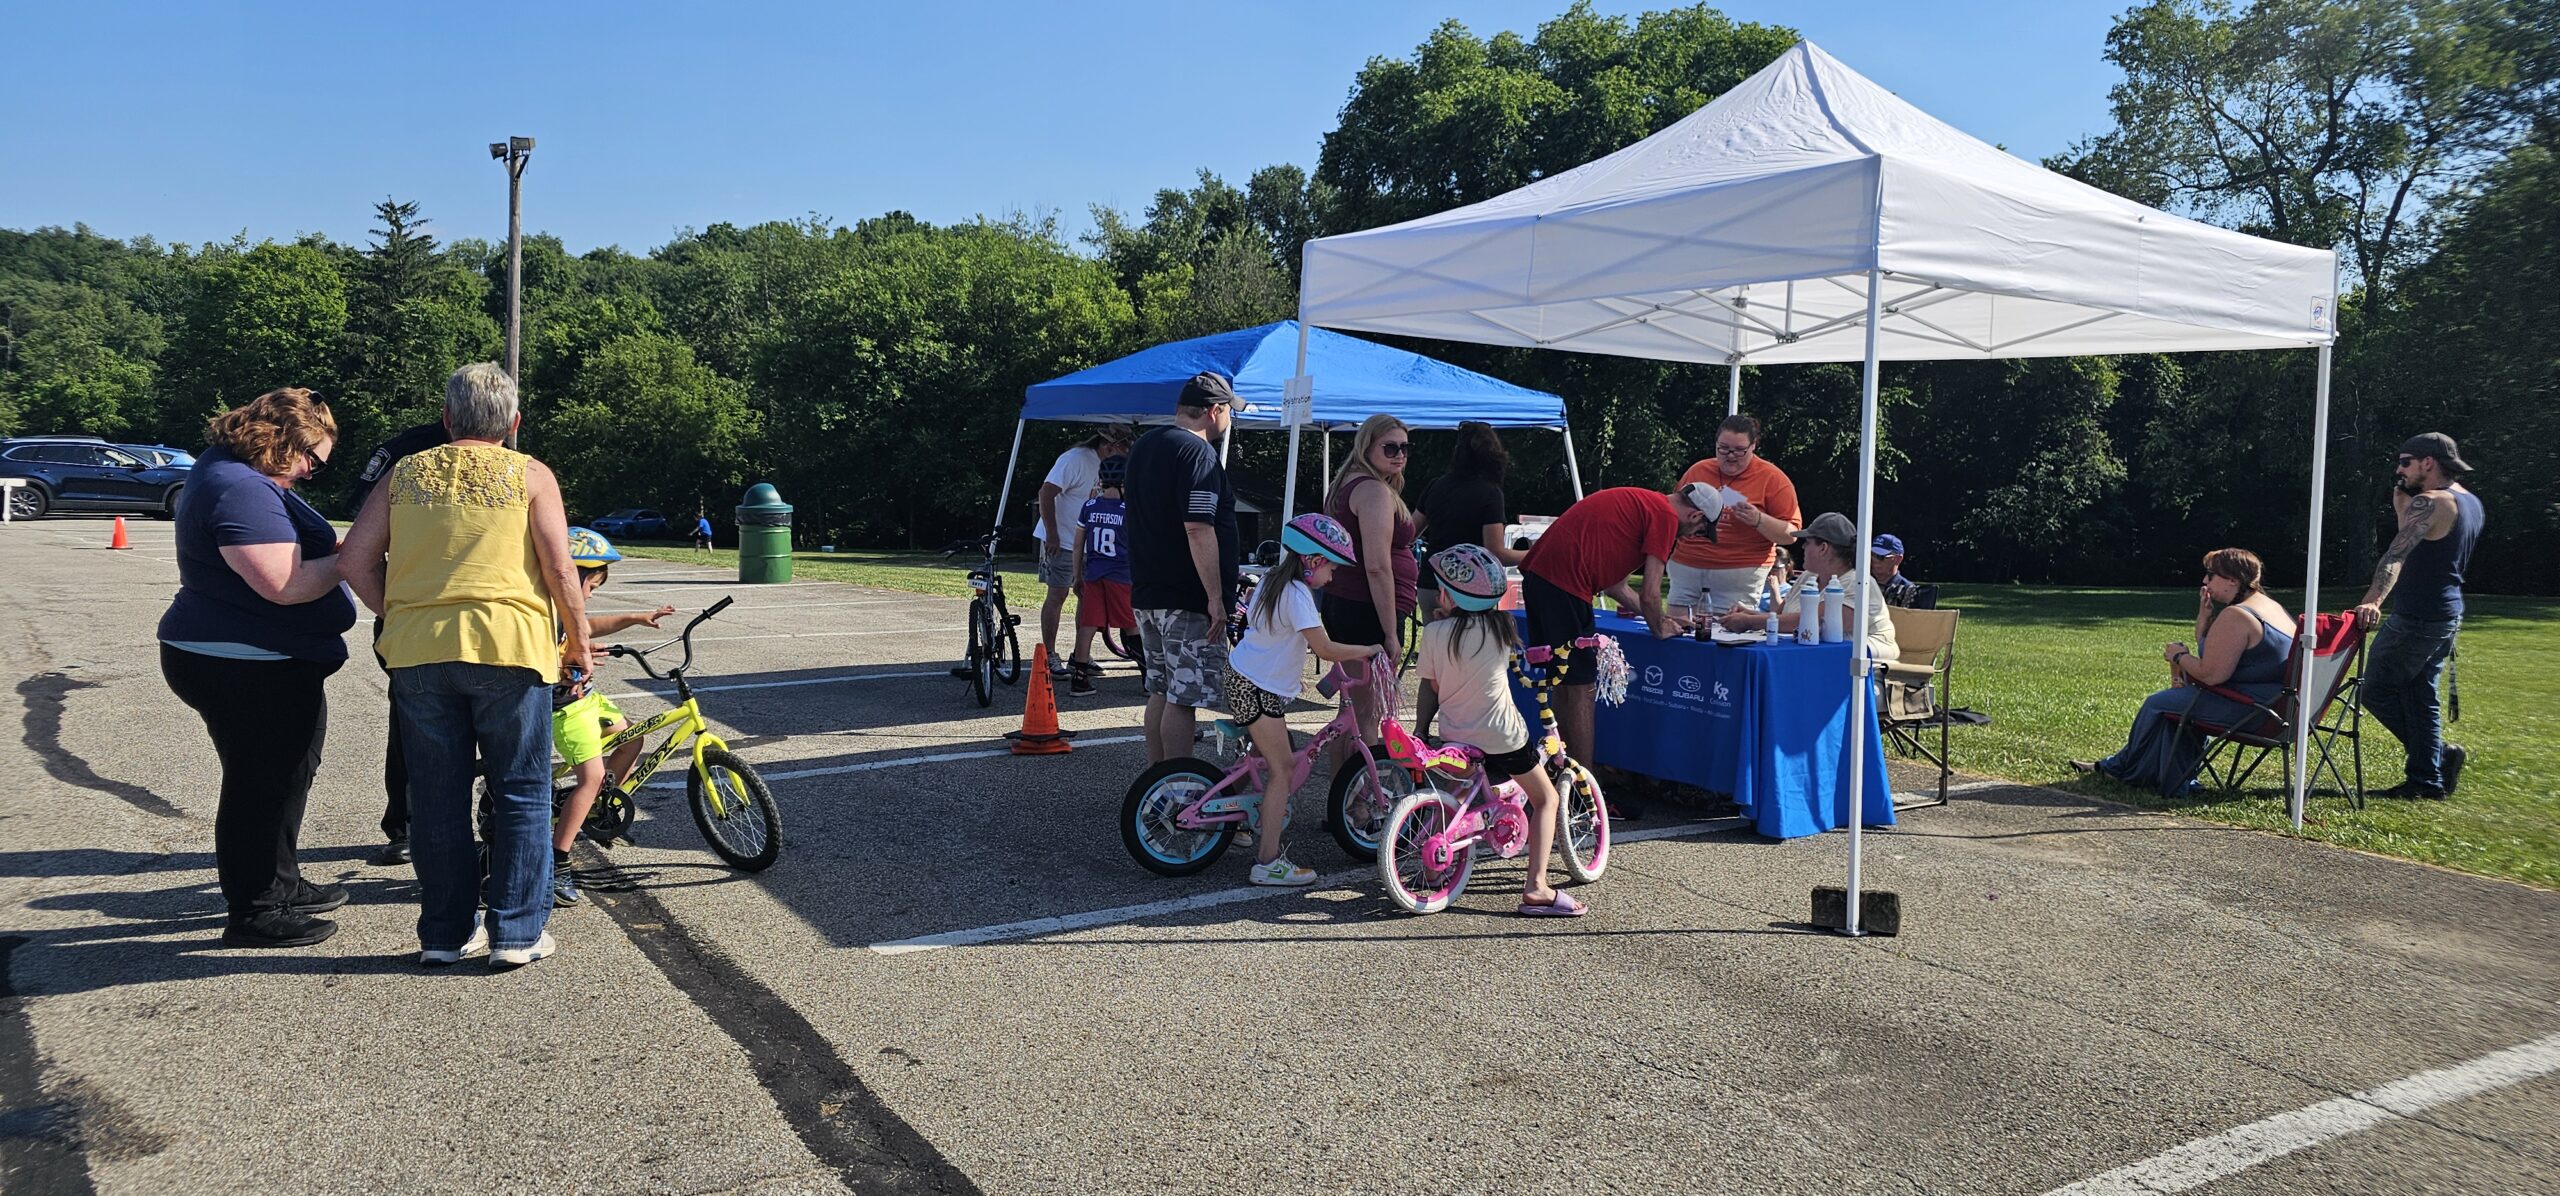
[1643,665,1664,688]
[1676,674,1702,694]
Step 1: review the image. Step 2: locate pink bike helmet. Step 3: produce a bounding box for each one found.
[1429,543,1505,611]
[1281,512,1357,567]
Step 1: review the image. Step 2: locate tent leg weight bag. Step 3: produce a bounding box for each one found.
[1812,885,1900,937]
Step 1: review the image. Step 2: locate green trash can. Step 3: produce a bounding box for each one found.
[735,483,794,584]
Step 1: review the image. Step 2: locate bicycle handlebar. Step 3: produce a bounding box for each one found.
[610,595,736,681]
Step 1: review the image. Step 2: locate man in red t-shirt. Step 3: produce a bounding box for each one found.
[1668,413,1800,615]
[1520,487,1708,791]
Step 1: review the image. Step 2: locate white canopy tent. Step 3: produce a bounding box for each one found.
[1294,41,2340,932]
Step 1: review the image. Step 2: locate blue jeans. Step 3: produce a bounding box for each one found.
[391,661,553,952]
[2363,613,2460,789]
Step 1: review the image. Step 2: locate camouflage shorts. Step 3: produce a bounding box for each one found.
[1135,608,1228,711]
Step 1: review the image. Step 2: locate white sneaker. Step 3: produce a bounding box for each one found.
[1247,857,1318,887]
[488,931,556,970]
[419,925,489,966]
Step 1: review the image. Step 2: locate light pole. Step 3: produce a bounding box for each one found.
[489,135,534,446]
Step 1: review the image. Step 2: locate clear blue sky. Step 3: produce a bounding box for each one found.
[1,1,2127,256]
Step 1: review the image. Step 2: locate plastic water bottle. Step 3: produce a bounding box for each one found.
[1791,574,1820,645]
[1821,577,1847,643]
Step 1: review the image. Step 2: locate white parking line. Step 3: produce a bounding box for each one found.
[641,733,1148,789]
[2045,1030,2560,1195]
[865,818,1739,954]
[692,627,946,643]
[625,669,954,697]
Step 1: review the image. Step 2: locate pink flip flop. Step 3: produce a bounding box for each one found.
[1516,892,1587,918]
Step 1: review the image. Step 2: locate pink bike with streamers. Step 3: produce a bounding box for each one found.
[1376,637,1612,914]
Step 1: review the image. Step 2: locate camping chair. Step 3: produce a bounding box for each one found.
[2162,612,2369,807]
[1879,606,1962,808]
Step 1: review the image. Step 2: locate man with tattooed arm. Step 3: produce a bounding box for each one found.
[2352,433,2483,801]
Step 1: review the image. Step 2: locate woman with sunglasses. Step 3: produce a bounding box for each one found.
[159,387,358,948]
[1320,413,1419,755]
[2069,548,2293,797]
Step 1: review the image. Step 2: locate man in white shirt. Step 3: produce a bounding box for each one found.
[1034,425,1134,676]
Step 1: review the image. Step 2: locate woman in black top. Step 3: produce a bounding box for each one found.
[1413,421,1522,739]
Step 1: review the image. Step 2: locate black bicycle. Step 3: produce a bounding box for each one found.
[941,530,1024,707]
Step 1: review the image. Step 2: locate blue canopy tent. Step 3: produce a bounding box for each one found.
[996,319,1583,533]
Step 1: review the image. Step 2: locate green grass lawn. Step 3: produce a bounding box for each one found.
[629,545,2557,889]
[1936,584,2559,890]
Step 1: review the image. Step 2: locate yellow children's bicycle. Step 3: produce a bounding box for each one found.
[581,596,781,871]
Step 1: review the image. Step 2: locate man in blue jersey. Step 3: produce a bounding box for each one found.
[2353,433,2484,801]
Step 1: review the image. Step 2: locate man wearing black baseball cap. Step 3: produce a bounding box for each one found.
[1123,372,1240,763]
[2354,432,2483,799]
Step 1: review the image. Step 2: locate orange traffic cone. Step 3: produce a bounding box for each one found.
[1005,645,1075,755]
[109,516,131,550]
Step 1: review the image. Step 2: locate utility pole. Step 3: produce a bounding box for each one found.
[489,136,534,446]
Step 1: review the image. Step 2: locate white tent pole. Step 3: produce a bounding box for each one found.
[1727,360,1742,416]
[991,417,1027,535]
[1319,430,1331,498]
[1282,319,1312,520]
[1560,422,1587,499]
[2291,342,2334,830]
[1842,266,1884,938]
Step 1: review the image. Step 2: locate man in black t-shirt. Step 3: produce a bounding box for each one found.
[355,419,450,865]
[1123,372,1238,763]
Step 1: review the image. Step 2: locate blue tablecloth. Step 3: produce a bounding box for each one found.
[1512,611,1895,839]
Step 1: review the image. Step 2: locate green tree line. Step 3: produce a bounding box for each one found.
[3,1,2550,593]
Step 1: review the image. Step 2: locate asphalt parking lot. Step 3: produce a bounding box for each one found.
[3,517,2555,1195]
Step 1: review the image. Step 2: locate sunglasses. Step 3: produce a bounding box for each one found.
[1378,441,1410,458]
[304,448,331,476]
[2394,455,2420,467]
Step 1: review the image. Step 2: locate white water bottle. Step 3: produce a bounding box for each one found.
[1821,577,1847,643]
[1791,574,1820,645]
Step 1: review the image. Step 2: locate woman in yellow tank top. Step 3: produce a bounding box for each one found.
[341,363,591,970]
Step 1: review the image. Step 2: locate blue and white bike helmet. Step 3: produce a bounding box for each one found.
[1281,512,1357,567]
[1429,543,1505,611]
[567,527,622,566]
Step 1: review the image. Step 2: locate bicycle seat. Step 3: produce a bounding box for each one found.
[1383,722,1480,776]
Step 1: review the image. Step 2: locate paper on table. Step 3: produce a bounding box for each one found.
[1710,625,1769,645]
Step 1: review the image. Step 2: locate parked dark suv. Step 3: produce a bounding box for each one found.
[1,435,194,520]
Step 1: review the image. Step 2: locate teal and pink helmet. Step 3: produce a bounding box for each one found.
[1429,543,1505,611]
[1281,512,1357,567]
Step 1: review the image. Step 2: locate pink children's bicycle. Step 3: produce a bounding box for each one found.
[1119,652,1419,875]
[1376,638,1612,914]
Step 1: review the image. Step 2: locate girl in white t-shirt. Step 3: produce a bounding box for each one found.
[1417,543,1586,916]
[1226,513,1379,887]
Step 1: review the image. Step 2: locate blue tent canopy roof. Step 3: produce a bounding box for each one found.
[1021,320,1565,430]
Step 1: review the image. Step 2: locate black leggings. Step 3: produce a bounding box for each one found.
[162,645,340,920]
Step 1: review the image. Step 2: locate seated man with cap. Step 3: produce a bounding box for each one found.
[1869,533,1928,608]
[1718,512,1899,662]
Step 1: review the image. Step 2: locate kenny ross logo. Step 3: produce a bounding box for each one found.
[1712,681,1733,703]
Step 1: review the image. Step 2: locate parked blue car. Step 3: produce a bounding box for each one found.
[591,508,673,539]
[2,435,193,520]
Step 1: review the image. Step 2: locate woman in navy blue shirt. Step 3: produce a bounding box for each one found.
[158,388,358,948]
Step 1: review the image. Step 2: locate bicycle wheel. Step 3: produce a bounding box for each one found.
[1378,790,1472,914]
[1120,757,1236,876]
[1554,756,1610,884]
[1327,748,1415,861]
[968,599,995,708]
[687,748,782,871]
[993,597,1024,685]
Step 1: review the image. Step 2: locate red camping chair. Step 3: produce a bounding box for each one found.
[2161,612,2369,807]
